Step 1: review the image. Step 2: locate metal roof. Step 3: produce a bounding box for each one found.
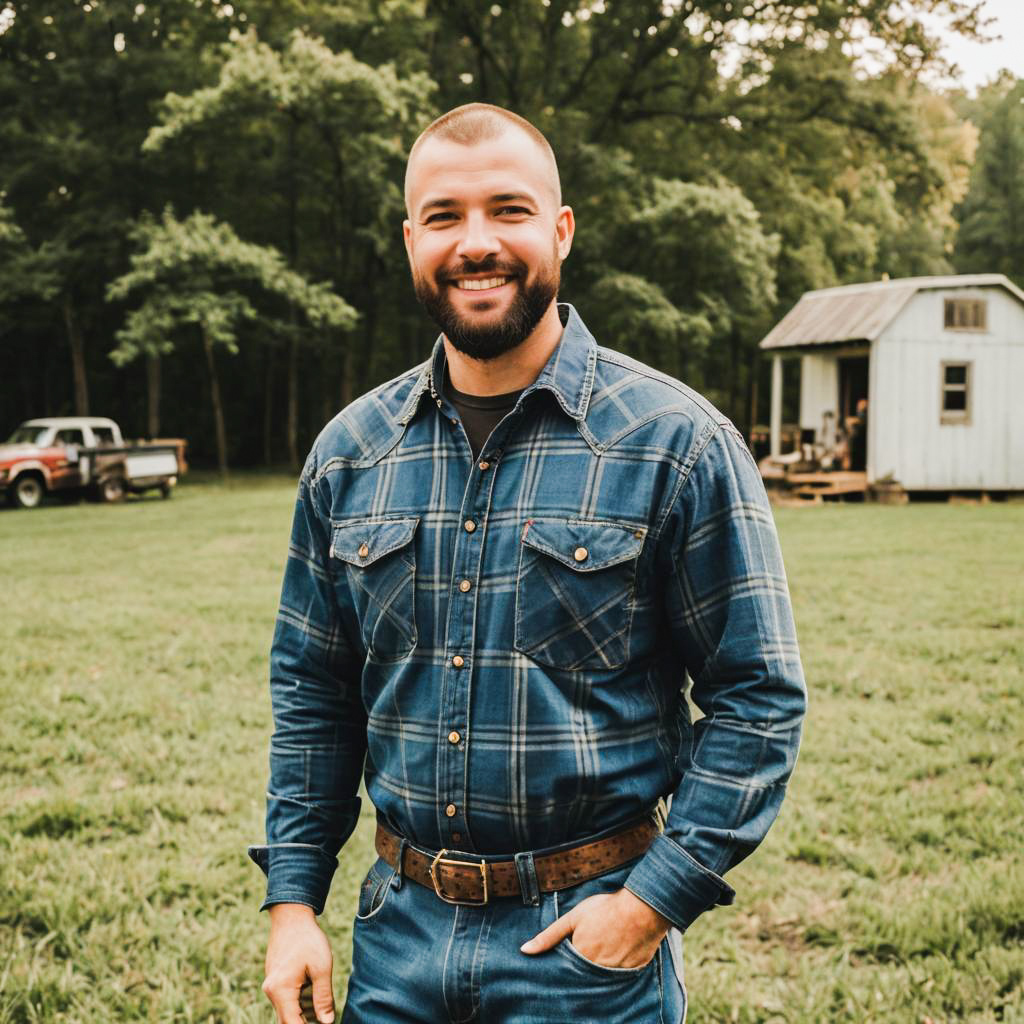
[759,274,1024,351]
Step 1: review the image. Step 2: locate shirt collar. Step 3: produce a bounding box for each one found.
[397,303,597,426]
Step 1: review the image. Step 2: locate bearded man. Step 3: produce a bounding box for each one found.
[251,103,806,1024]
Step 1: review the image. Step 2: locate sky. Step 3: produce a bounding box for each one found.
[931,0,1024,93]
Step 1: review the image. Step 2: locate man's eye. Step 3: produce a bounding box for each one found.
[497,206,531,216]
[424,212,457,224]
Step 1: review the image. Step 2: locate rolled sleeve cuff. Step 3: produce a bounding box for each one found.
[247,843,338,914]
[624,832,736,933]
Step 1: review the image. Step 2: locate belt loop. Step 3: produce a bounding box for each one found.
[514,851,540,906]
[391,838,409,891]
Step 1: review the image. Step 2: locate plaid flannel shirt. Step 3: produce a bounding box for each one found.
[250,304,806,932]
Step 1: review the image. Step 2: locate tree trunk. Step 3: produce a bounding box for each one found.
[63,296,89,415]
[201,326,229,480]
[263,347,275,467]
[341,334,354,409]
[287,335,299,473]
[146,353,161,438]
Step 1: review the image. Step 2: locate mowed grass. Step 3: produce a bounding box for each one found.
[1,479,1022,1023]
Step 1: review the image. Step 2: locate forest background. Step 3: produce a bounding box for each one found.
[2,0,1023,473]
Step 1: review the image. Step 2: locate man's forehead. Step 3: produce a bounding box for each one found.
[405,129,560,213]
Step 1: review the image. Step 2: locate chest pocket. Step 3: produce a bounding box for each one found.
[331,517,419,662]
[514,518,645,672]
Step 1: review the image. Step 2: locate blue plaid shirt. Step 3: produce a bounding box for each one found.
[251,304,805,932]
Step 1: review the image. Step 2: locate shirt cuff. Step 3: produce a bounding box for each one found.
[248,843,338,914]
[623,832,735,932]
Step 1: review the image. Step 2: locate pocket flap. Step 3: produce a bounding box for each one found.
[520,518,645,572]
[331,516,419,566]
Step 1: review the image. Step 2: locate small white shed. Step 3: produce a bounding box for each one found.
[759,274,1024,491]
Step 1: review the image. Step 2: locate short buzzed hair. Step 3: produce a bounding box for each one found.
[405,103,562,211]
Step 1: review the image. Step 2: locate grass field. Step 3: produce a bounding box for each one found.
[1,478,1022,1023]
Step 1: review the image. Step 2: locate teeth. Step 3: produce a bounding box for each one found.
[456,277,509,291]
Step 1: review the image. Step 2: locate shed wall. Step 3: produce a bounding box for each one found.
[871,289,1024,489]
[799,354,839,434]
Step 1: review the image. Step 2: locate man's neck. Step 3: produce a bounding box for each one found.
[442,302,564,397]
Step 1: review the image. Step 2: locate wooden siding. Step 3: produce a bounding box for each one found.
[871,289,1024,489]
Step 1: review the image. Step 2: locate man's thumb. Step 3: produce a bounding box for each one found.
[310,967,335,1023]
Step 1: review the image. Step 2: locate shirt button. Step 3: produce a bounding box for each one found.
[451,831,463,843]
[573,546,589,562]
[358,543,369,558]
[448,730,461,744]
[445,803,457,818]
[459,579,472,593]
[464,519,477,533]
[478,460,490,471]
[452,655,464,668]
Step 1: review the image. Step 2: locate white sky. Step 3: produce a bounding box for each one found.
[930,0,1024,93]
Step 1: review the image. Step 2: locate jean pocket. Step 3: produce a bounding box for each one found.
[557,938,658,981]
[332,516,418,662]
[514,518,645,671]
[355,858,395,921]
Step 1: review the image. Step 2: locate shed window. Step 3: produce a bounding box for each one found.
[944,298,987,331]
[940,362,971,424]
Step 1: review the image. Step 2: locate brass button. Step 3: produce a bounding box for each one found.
[573,546,589,563]
[459,579,472,593]
[634,529,644,539]
[451,831,463,843]
[445,803,457,818]
[464,519,477,533]
[478,460,490,471]
[358,543,369,558]
[448,730,461,744]
[452,655,465,668]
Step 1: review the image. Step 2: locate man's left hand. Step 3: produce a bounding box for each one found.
[520,888,672,969]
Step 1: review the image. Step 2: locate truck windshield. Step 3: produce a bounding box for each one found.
[6,426,50,445]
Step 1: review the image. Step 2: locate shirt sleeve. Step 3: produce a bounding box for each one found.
[624,424,806,932]
[247,458,367,913]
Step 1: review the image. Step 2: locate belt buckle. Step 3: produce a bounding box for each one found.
[429,849,490,905]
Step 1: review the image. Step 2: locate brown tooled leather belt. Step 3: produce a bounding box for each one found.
[374,818,659,905]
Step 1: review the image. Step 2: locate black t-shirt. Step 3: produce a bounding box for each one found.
[445,370,524,461]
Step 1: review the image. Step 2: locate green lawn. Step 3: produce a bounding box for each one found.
[1,481,1022,1023]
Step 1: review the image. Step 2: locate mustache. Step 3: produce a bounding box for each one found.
[438,257,524,282]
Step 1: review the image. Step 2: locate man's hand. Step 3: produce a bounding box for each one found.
[263,903,335,1024]
[520,888,672,969]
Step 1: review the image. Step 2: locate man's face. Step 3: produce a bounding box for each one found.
[403,129,574,361]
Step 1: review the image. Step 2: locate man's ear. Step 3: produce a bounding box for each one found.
[403,219,413,265]
[555,206,575,261]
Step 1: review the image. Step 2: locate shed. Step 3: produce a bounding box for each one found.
[759,274,1024,492]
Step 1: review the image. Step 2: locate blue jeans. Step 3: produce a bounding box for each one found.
[341,857,687,1023]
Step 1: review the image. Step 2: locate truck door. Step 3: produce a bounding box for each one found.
[51,428,86,489]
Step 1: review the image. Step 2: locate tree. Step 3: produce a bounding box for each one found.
[954,77,1024,287]
[108,209,358,478]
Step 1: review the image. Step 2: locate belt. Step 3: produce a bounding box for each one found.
[375,818,659,906]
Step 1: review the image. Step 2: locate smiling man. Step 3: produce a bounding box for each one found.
[252,104,806,1024]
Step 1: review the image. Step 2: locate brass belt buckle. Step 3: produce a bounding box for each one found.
[429,849,490,905]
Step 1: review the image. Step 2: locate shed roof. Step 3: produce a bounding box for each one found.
[759,274,1024,351]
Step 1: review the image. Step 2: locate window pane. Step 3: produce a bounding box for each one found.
[945,365,967,385]
[944,300,955,327]
[943,389,967,412]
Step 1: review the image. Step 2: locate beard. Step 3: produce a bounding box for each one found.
[413,253,560,361]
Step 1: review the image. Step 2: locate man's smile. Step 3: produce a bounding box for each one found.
[452,276,513,292]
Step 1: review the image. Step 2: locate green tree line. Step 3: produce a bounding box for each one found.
[0,0,1018,470]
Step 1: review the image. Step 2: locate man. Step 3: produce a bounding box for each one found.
[251,103,806,1024]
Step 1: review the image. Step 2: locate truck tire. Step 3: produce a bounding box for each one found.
[11,474,45,509]
[159,481,173,499]
[100,475,126,503]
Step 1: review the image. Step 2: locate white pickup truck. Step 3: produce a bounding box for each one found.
[0,417,187,509]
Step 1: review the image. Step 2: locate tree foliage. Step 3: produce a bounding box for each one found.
[0,0,1005,462]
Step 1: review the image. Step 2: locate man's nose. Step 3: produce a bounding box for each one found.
[455,212,499,262]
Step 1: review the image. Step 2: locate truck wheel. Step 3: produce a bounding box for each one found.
[159,481,173,499]
[100,476,126,503]
[12,474,45,509]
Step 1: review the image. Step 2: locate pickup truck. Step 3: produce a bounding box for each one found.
[0,417,187,509]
